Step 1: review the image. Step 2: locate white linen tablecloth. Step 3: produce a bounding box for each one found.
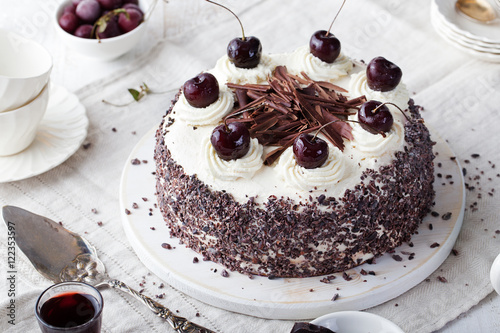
[1,0,500,332]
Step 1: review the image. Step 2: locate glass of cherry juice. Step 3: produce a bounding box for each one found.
[35,282,103,333]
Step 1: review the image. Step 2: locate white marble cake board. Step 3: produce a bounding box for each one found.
[119,125,465,320]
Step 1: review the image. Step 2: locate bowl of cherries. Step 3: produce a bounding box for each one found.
[55,0,150,61]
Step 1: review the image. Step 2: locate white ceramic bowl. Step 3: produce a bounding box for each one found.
[490,252,500,295]
[311,311,405,333]
[0,29,52,112]
[54,0,148,61]
[0,82,50,156]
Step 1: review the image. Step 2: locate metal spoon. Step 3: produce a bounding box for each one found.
[456,0,497,24]
[2,205,214,333]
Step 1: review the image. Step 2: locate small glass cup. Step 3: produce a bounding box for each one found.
[35,281,103,333]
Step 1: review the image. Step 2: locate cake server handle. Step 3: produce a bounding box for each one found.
[105,279,216,333]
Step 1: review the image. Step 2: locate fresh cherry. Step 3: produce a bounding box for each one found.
[122,3,143,17]
[293,133,329,169]
[183,73,220,108]
[309,30,341,63]
[59,13,79,33]
[366,57,402,92]
[62,3,77,15]
[210,122,251,160]
[227,36,262,69]
[97,0,123,10]
[118,7,143,33]
[358,100,394,134]
[290,322,336,333]
[75,0,101,23]
[74,24,93,38]
[309,0,346,63]
[96,15,121,39]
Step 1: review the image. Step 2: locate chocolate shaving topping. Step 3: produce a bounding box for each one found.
[226,66,365,165]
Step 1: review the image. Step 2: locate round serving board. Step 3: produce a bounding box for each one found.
[119,125,465,320]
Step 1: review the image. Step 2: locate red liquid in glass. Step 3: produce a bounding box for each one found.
[40,292,100,332]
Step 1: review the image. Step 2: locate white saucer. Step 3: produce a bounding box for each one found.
[119,125,465,320]
[432,6,500,52]
[431,3,500,62]
[0,84,88,183]
[434,0,500,44]
[490,252,500,295]
[310,311,404,333]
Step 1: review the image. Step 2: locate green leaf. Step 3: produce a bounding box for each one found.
[128,88,141,101]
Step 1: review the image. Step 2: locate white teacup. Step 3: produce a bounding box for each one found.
[0,29,52,112]
[0,82,50,156]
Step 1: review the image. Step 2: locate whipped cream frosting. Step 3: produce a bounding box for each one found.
[175,88,235,126]
[276,144,346,191]
[203,137,263,181]
[349,119,405,157]
[210,54,275,85]
[348,71,410,117]
[287,45,353,82]
[163,48,410,202]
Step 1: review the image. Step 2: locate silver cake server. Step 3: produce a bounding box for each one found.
[2,205,214,333]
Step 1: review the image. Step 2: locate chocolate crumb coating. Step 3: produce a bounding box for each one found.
[154,94,435,278]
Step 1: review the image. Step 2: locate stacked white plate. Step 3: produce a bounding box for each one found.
[431,0,500,62]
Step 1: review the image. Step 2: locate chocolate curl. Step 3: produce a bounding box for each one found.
[226,66,365,163]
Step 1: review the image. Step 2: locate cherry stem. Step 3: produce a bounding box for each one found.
[348,119,387,137]
[102,99,135,107]
[326,0,347,36]
[312,120,341,141]
[205,0,246,40]
[373,102,412,122]
[222,105,258,131]
[312,118,386,139]
[225,102,264,120]
[92,8,128,40]
[101,82,172,107]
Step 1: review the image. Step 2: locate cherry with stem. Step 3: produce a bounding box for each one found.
[309,0,347,63]
[372,101,412,122]
[205,0,262,68]
[211,119,251,161]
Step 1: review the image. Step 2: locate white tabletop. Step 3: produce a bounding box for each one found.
[1,1,500,332]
